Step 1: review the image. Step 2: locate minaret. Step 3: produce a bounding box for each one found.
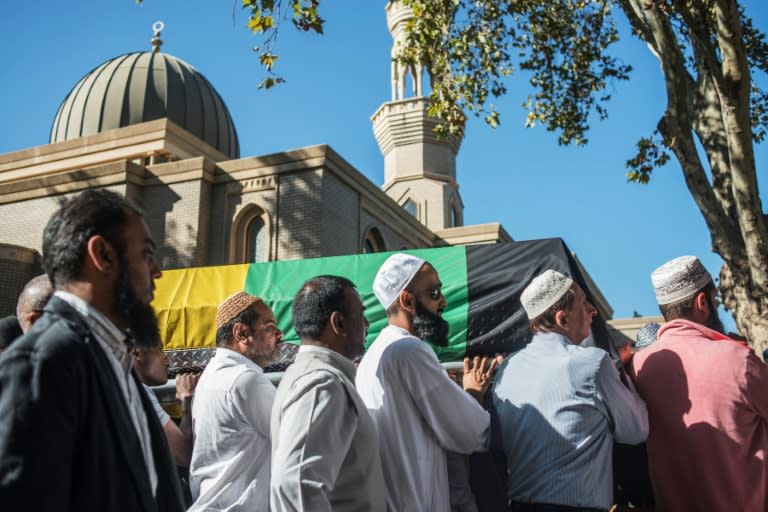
[371,0,464,231]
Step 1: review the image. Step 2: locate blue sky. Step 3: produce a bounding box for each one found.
[2,1,766,331]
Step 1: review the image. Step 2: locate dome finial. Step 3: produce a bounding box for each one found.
[151,21,165,53]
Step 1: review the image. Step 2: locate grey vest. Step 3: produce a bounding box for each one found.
[271,348,385,511]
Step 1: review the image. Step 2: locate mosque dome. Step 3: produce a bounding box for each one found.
[50,25,239,159]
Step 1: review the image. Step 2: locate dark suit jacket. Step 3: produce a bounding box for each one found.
[0,315,22,350]
[0,297,184,512]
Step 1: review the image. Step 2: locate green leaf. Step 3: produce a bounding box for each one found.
[258,77,275,90]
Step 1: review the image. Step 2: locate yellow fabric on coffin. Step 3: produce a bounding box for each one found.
[152,264,250,349]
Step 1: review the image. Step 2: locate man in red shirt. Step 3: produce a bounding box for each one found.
[630,255,768,511]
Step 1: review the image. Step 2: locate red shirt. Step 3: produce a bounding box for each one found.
[630,319,768,511]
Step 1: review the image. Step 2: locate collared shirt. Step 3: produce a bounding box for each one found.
[54,290,158,495]
[630,319,768,511]
[356,325,490,512]
[189,347,275,512]
[271,345,385,512]
[493,331,648,511]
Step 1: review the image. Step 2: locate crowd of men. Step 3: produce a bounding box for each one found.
[0,188,766,512]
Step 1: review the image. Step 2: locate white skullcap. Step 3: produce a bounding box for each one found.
[652,255,712,305]
[373,253,426,309]
[521,269,574,320]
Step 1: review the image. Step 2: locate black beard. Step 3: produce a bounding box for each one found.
[705,293,725,334]
[413,299,450,347]
[116,257,161,348]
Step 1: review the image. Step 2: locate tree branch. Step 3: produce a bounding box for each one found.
[714,0,768,290]
[623,0,742,264]
[618,0,660,56]
[691,69,739,227]
[674,0,727,91]
[680,1,739,229]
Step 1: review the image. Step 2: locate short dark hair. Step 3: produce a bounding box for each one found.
[659,282,716,321]
[215,306,259,347]
[529,287,576,334]
[42,189,143,288]
[292,275,356,340]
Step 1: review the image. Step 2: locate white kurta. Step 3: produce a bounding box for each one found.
[189,348,275,512]
[356,325,490,512]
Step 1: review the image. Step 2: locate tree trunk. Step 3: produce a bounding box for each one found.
[720,261,768,358]
[619,1,768,356]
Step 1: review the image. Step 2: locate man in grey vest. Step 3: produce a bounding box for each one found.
[270,275,385,511]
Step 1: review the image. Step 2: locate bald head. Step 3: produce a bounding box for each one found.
[16,274,53,333]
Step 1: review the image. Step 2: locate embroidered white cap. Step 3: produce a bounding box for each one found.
[651,255,712,305]
[635,322,661,349]
[373,253,426,309]
[521,269,574,320]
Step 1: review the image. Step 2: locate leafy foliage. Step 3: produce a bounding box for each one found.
[401,0,631,144]
[138,0,768,343]
[241,0,324,89]
[625,132,671,184]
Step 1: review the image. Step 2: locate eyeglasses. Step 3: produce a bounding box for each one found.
[428,288,442,301]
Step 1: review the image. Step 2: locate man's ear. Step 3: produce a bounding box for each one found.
[87,235,117,273]
[232,322,249,344]
[554,309,568,330]
[398,291,415,314]
[693,291,709,314]
[329,311,345,335]
[26,311,43,327]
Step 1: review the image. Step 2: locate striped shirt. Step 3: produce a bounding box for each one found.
[492,331,647,510]
[54,291,158,494]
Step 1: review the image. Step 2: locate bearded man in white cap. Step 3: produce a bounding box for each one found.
[356,253,497,512]
[493,270,648,512]
[629,256,768,511]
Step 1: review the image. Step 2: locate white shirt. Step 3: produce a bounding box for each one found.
[189,347,275,512]
[356,325,490,512]
[54,291,158,494]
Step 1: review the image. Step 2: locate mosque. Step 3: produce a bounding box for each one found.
[0,3,654,343]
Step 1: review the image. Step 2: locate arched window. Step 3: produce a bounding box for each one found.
[450,203,461,227]
[230,204,271,264]
[245,216,266,262]
[362,227,386,254]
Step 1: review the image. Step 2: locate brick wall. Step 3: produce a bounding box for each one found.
[0,185,128,252]
[207,183,231,265]
[277,169,323,260]
[142,181,201,269]
[321,171,359,255]
[360,209,423,251]
[0,245,41,317]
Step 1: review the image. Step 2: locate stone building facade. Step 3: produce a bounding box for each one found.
[3,6,642,345]
[0,114,514,316]
[0,9,514,316]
